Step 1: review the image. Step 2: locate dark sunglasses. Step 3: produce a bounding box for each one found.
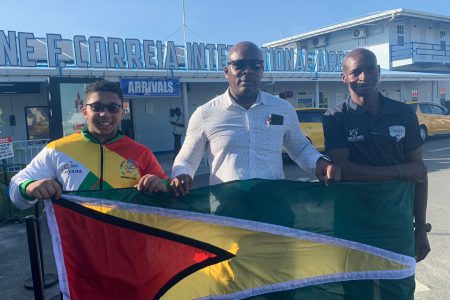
[86,103,122,113]
[228,59,264,71]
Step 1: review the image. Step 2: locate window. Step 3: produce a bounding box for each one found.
[25,106,50,140]
[397,25,405,46]
[439,87,446,101]
[411,89,418,101]
[296,110,326,123]
[440,31,446,51]
[419,104,432,114]
[430,104,446,115]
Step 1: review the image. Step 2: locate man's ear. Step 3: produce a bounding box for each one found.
[341,72,346,83]
[82,107,88,119]
[224,66,229,79]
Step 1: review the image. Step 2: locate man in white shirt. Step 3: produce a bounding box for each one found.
[170,41,340,196]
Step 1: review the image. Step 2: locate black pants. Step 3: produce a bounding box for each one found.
[173,133,182,158]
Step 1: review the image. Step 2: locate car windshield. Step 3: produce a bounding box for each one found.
[296,110,325,123]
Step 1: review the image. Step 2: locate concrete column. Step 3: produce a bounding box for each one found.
[315,81,320,108]
[433,81,439,104]
[400,81,405,102]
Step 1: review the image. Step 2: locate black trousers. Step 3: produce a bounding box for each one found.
[173,133,182,157]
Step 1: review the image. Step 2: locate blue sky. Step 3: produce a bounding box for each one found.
[2,0,450,46]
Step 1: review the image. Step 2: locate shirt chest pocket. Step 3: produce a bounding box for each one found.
[254,124,285,151]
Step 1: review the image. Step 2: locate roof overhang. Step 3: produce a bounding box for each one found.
[2,68,450,83]
[264,8,450,48]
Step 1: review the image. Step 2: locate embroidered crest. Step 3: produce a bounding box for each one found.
[120,159,139,179]
[389,125,405,142]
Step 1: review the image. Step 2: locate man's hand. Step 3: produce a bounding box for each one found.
[169,174,193,196]
[400,162,427,183]
[26,179,62,200]
[315,158,341,185]
[135,174,168,194]
[415,229,431,262]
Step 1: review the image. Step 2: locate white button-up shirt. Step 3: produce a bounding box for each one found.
[172,90,322,185]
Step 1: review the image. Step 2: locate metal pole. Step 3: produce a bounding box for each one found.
[182,0,188,45]
[24,202,58,290]
[25,215,45,300]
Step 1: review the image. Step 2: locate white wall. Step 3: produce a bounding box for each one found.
[314,24,391,69]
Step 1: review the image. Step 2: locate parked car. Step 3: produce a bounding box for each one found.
[295,108,326,151]
[406,101,450,141]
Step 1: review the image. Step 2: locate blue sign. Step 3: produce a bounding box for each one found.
[120,78,181,97]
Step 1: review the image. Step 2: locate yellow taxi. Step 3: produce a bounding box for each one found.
[406,101,450,141]
[295,108,326,151]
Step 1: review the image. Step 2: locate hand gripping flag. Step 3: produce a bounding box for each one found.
[46,179,416,300]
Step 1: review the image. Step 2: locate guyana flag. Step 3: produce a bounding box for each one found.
[46,179,416,300]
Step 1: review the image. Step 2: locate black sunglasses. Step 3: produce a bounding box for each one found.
[228,59,264,71]
[86,103,122,113]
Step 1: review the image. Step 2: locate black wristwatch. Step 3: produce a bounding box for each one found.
[414,222,432,233]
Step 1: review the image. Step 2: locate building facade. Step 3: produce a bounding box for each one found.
[1,8,449,155]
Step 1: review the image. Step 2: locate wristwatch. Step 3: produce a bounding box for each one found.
[414,222,432,233]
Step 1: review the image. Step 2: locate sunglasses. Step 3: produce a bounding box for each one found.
[86,103,122,113]
[228,59,264,71]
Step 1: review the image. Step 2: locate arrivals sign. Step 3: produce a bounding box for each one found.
[120,78,181,97]
[0,30,345,72]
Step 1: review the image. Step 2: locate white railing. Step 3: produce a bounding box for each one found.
[4,139,50,172]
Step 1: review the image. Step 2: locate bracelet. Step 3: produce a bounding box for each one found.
[414,222,432,233]
[395,165,404,180]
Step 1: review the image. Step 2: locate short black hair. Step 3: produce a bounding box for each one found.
[85,80,123,102]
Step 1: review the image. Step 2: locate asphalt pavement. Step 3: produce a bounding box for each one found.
[1,137,449,299]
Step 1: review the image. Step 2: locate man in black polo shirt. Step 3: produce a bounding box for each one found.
[323,48,430,297]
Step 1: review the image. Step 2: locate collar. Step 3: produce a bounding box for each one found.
[225,89,267,109]
[81,127,123,144]
[346,93,397,116]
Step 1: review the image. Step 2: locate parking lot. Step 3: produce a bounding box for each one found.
[0,136,449,299]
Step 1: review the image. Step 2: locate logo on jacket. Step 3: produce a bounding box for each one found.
[61,161,82,174]
[347,128,364,142]
[389,125,405,142]
[120,159,139,179]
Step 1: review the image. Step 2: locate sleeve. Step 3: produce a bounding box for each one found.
[283,106,322,174]
[403,106,425,153]
[141,149,168,180]
[323,110,348,151]
[9,146,57,210]
[171,107,207,179]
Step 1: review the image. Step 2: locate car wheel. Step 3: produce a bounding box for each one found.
[419,126,428,142]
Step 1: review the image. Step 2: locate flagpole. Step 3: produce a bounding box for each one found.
[182,0,187,46]
[181,0,190,134]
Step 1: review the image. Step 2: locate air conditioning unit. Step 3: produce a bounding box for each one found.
[308,36,327,48]
[352,27,367,39]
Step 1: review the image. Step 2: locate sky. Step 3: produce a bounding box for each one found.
[2,0,450,46]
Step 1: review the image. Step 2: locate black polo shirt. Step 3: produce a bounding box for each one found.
[323,93,424,166]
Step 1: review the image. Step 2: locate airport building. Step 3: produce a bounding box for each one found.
[1,8,449,155]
